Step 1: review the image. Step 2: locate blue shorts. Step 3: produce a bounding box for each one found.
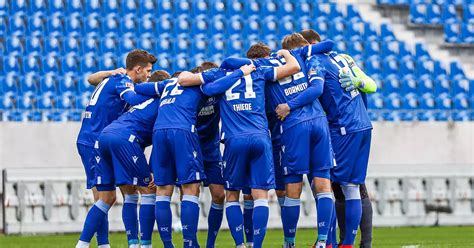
[95,132,152,190]
[331,129,372,185]
[77,143,98,189]
[222,134,275,191]
[281,117,334,180]
[203,160,225,186]
[151,129,205,186]
[273,145,285,191]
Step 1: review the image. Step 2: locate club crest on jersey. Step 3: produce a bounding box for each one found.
[132,156,138,163]
[125,82,134,88]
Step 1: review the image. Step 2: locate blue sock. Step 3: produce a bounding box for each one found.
[342,185,362,246]
[181,195,200,247]
[155,195,174,248]
[277,197,285,231]
[79,200,110,243]
[252,199,269,248]
[139,194,155,246]
[96,214,109,246]
[123,194,139,246]
[282,197,300,244]
[327,205,338,247]
[225,201,245,246]
[206,202,224,248]
[243,200,254,244]
[316,192,335,242]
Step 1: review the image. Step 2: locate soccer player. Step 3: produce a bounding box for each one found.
[220,40,335,248]
[76,49,158,248]
[179,49,300,248]
[300,29,377,248]
[134,71,206,248]
[279,33,376,248]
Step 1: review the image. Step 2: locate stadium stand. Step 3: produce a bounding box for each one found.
[0,0,473,122]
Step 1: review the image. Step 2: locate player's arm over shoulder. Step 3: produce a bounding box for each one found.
[340,54,377,94]
[87,68,126,86]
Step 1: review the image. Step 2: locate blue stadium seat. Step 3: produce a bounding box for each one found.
[444,22,462,43]
[262,16,278,36]
[37,92,55,109]
[426,4,442,24]
[263,34,278,51]
[364,40,380,59]
[410,4,427,24]
[346,4,362,23]
[193,0,209,16]
[76,91,91,109]
[44,35,62,55]
[64,13,83,36]
[262,0,278,17]
[56,93,76,109]
[139,14,154,35]
[400,74,417,94]
[451,76,470,94]
[158,0,173,14]
[211,15,226,35]
[381,40,400,57]
[120,14,138,35]
[384,93,402,110]
[156,14,173,34]
[174,14,191,34]
[449,61,465,79]
[100,35,118,54]
[192,34,208,55]
[46,110,68,122]
[345,20,363,40]
[85,0,101,15]
[82,34,100,54]
[102,13,120,35]
[442,4,459,23]
[208,34,225,58]
[42,55,60,73]
[3,54,22,73]
[154,33,172,53]
[78,74,94,93]
[419,93,436,109]
[228,35,244,56]
[418,74,434,94]
[0,0,7,14]
[100,54,118,71]
[10,0,27,15]
[62,53,79,73]
[17,92,36,110]
[174,34,191,54]
[297,16,312,32]
[452,110,469,121]
[9,13,27,35]
[192,15,208,35]
[402,93,418,109]
[139,0,156,15]
[245,0,261,17]
[119,34,136,54]
[461,23,474,43]
[67,110,83,122]
[3,73,19,93]
[368,93,384,109]
[434,74,451,95]
[365,56,382,77]
[40,73,58,93]
[415,43,431,61]
[278,1,295,18]
[48,0,65,14]
[0,92,16,110]
[47,13,64,35]
[23,54,41,73]
[279,16,297,37]
[20,73,39,94]
[172,53,191,72]
[24,110,43,122]
[380,23,396,42]
[174,0,191,16]
[315,3,342,19]
[0,14,5,36]
[67,0,84,15]
[328,17,346,40]
[84,14,101,35]
[436,93,452,110]
[80,53,98,73]
[453,93,469,109]
[156,54,172,71]
[4,110,26,122]
[362,22,378,41]
[102,0,120,15]
[63,35,80,54]
[137,34,154,51]
[294,0,312,18]
[28,13,46,35]
[464,4,474,22]
[383,57,398,77]
[399,57,415,77]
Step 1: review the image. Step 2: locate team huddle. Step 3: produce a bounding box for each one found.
[75,29,377,248]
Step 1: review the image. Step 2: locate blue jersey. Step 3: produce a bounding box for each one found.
[102,97,159,147]
[201,67,277,139]
[196,96,221,162]
[307,52,372,135]
[77,74,133,147]
[154,78,205,132]
[255,47,326,132]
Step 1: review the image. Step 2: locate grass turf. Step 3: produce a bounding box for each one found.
[1,226,473,247]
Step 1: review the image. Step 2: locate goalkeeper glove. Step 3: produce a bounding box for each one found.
[339,69,365,92]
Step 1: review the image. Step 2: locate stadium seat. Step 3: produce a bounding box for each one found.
[415,43,430,61]
[20,73,39,94]
[76,91,91,109]
[28,13,46,35]
[84,14,101,34]
[402,93,419,109]
[3,73,19,93]
[434,75,451,95]
[62,53,79,73]
[449,61,465,79]
[172,53,191,72]
[211,15,226,35]
[426,4,442,24]
[120,14,138,35]
[365,56,382,77]
[156,14,173,34]
[383,57,398,77]
[42,55,60,73]
[154,33,172,53]
[385,93,402,109]
[29,0,46,14]
[56,93,76,109]
[119,35,136,54]
[23,54,41,73]
[442,4,459,23]
[464,4,474,22]
[102,13,120,35]
[17,92,36,110]
[67,0,84,15]
[346,4,362,23]
[3,54,22,73]
[46,110,68,122]
[380,24,396,42]
[436,93,452,110]
[139,0,156,15]
[47,13,64,35]
[48,0,65,14]
[85,0,101,15]
[174,0,191,16]
[245,0,261,17]
[37,92,55,109]
[451,76,470,94]
[297,16,312,32]
[0,92,16,110]
[416,59,434,77]
[40,73,58,93]
[444,22,462,43]
[262,16,278,36]
[25,35,43,54]
[192,34,208,55]
[102,0,120,15]
[328,17,346,40]
[227,35,244,56]
[139,14,154,35]
[4,110,26,122]
[156,54,172,71]
[137,34,154,51]
[174,34,191,54]
[63,35,81,54]
[174,14,191,34]
[192,0,209,16]
[278,1,295,18]
[100,35,118,54]
[418,75,434,94]
[9,13,27,35]
[368,93,384,109]
[242,15,259,36]
[158,0,173,14]
[82,34,100,54]
[262,0,278,17]
[461,23,474,43]
[67,110,83,122]
[44,35,62,55]
[452,110,469,121]
[279,16,297,37]
[78,74,94,93]
[100,54,118,71]
[410,4,427,24]
[364,40,381,59]
[453,93,469,109]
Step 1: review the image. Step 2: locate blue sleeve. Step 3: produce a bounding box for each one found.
[361,92,368,109]
[115,77,134,97]
[287,77,324,110]
[200,68,224,84]
[134,82,162,97]
[202,69,244,96]
[306,56,326,85]
[121,90,152,105]
[300,39,335,59]
[220,57,253,70]
[261,66,277,82]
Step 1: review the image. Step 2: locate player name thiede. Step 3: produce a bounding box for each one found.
[233,103,252,111]
[284,82,308,96]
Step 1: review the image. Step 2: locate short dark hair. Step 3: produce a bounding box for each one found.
[299,29,321,43]
[171,71,182,77]
[149,70,171,82]
[190,66,202,73]
[282,33,310,50]
[201,61,218,71]
[125,49,157,70]
[246,42,272,59]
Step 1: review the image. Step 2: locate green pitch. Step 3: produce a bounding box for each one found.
[1,226,473,248]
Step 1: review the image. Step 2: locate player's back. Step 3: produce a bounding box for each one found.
[313,52,372,134]
[77,74,132,147]
[154,78,205,131]
[258,48,326,131]
[103,97,159,147]
[219,67,274,140]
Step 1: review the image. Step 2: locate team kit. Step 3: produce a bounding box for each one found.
[75,29,377,248]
